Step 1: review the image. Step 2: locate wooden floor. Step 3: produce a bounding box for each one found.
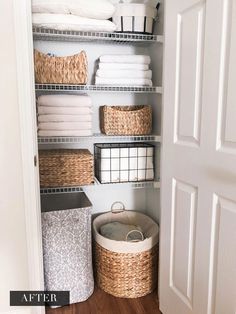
[46,287,162,314]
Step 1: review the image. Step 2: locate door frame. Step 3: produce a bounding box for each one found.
[12,0,44,314]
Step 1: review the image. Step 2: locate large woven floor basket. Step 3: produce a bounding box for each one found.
[39,149,94,187]
[100,105,152,135]
[34,50,88,84]
[93,202,159,298]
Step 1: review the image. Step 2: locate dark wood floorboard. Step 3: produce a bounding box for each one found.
[46,287,162,314]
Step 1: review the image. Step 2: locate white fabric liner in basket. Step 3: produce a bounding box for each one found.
[93,202,159,254]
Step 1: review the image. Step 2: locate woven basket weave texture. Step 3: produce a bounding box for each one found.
[34,50,88,84]
[95,243,158,298]
[39,149,94,187]
[100,105,152,136]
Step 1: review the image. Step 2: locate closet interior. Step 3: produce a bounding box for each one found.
[32,0,164,308]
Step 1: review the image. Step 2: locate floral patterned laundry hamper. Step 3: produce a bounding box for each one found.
[41,192,94,306]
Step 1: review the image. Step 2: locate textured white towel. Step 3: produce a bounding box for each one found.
[32,0,115,20]
[95,77,153,86]
[99,55,151,64]
[38,106,92,115]
[38,114,92,122]
[38,129,93,137]
[99,63,149,71]
[37,94,92,107]
[32,13,116,32]
[96,69,152,79]
[38,122,92,130]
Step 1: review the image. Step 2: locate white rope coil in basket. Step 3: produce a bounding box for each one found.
[93,201,159,254]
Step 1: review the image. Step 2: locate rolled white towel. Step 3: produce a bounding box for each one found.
[99,63,149,71]
[99,55,151,64]
[32,13,116,32]
[38,122,92,130]
[38,114,92,122]
[96,69,152,79]
[95,76,153,86]
[38,129,93,137]
[38,106,92,115]
[37,94,92,107]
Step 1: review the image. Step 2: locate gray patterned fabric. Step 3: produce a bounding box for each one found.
[41,205,94,305]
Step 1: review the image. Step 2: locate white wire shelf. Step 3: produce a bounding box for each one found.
[40,180,160,194]
[40,186,83,194]
[33,27,163,44]
[35,84,162,93]
[38,134,161,144]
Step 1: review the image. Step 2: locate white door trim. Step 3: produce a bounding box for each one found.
[12,1,44,314]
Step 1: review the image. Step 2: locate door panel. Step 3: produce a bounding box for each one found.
[160,0,236,313]
[170,180,197,309]
[174,1,205,147]
[217,0,236,152]
[208,196,236,314]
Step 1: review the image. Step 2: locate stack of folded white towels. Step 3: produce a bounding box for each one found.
[37,94,93,137]
[95,55,153,86]
[32,0,116,32]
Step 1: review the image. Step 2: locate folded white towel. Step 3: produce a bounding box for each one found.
[100,159,111,171]
[32,13,116,32]
[99,55,151,64]
[38,122,92,130]
[95,77,153,86]
[38,106,92,115]
[37,94,92,107]
[32,0,115,20]
[96,69,152,79]
[38,114,92,122]
[99,63,149,71]
[38,129,93,137]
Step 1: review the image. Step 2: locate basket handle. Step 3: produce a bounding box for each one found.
[111,201,125,214]
[126,230,144,242]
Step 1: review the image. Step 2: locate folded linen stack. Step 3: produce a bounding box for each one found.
[95,55,153,86]
[32,0,116,32]
[37,94,93,137]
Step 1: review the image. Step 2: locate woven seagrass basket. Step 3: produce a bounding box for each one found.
[39,149,94,187]
[34,50,88,84]
[100,105,152,136]
[93,202,159,298]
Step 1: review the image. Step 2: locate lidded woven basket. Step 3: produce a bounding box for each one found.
[39,149,94,187]
[34,50,88,84]
[100,105,152,136]
[93,202,159,298]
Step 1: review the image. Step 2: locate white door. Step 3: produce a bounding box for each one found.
[159,0,236,313]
